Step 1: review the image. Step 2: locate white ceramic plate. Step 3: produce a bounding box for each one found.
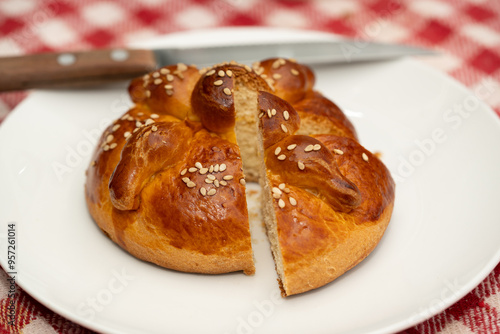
[1,27,500,334]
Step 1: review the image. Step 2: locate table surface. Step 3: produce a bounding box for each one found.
[0,1,499,333]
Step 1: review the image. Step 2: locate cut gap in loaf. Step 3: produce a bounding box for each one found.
[232,84,287,295]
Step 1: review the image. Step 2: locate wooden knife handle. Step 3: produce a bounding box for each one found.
[0,48,157,91]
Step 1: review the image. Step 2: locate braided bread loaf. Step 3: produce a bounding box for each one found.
[85,58,395,296]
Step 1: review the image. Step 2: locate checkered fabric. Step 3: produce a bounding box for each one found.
[0,0,499,333]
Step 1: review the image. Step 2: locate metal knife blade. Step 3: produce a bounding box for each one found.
[153,40,436,68]
[0,40,436,92]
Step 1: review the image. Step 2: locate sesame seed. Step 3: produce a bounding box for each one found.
[177,63,188,71]
[287,144,297,150]
[124,131,131,138]
[298,161,305,170]
[127,116,134,121]
[214,80,223,86]
[151,125,158,132]
[205,178,213,184]
[279,58,286,65]
[152,72,160,78]
[277,154,286,161]
[207,189,217,196]
[279,183,286,190]
[207,174,216,180]
[187,182,196,188]
[182,177,190,183]
[362,152,369,162]
[305,145,314,152]
[106,134,114,143]
[133,128,139,133]
[240,178,246,185]
[206,69,215,76]
[218,70,225,77]
[272,187,282,195]
[150,113,159,119]
[209,165,214,173]
[273,193,281,199]
[271,108,277,116]
[214,164,219,172]
[291,69,299,76]
[274,147,281,155]
[109,143,117,149]
[283,110,290,120]
[313,144,321,151]
[166,90,173,96]
[272,60,281,69]
[220,180,228,186]
[166,74,174,81]
[103,145,110,151]
[137,112,144,116]
[195,162,203,169]
[223,175,233,180]
[226,70,233,77]
[284,188,291,194]
[214,180,220,187]
[145,119,155,126]
[164,84,173,89]
[278,199,285,208]
[200,187,207,196]
[91,161,96,166]
[273,73,281,80]
[258,112,265,119]
[267,109,272,118]
[112,124,120,132]
[333,149,344,155]
[281,124,288,133]
[145,90,151,98]
[154,78,162,85]
[289,197,297,206]
[244,65,252,72]
[219,163,227,172]
[189,167,198,173]
[223,88,232,96]
[136,121,143,128]
[160,68,169,75]
[143,74,150,80]
[181,168,187,175]
[199,168,209,175]
[121,114,129,120]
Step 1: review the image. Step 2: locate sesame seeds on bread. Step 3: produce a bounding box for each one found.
[85,58,395,296]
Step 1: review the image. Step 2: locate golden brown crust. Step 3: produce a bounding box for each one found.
[86,63,256,275]
[257,91,301,149]
[129,64,201,120]
[86,121,255,274]
[294,91,358,140]
[191,64,270,134]
[85,57,395,294]
[255,58,315,103]
[266,135,395,296]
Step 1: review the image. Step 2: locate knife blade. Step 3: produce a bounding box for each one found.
[0,40,435,92]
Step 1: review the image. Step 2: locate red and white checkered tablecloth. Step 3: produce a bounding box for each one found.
[0,1,499,333]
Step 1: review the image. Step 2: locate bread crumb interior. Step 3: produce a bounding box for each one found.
[233,85,287,294]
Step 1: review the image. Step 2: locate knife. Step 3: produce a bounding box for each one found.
[0,40,435,92]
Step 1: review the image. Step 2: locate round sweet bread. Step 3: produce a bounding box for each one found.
[85,58,395,296]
